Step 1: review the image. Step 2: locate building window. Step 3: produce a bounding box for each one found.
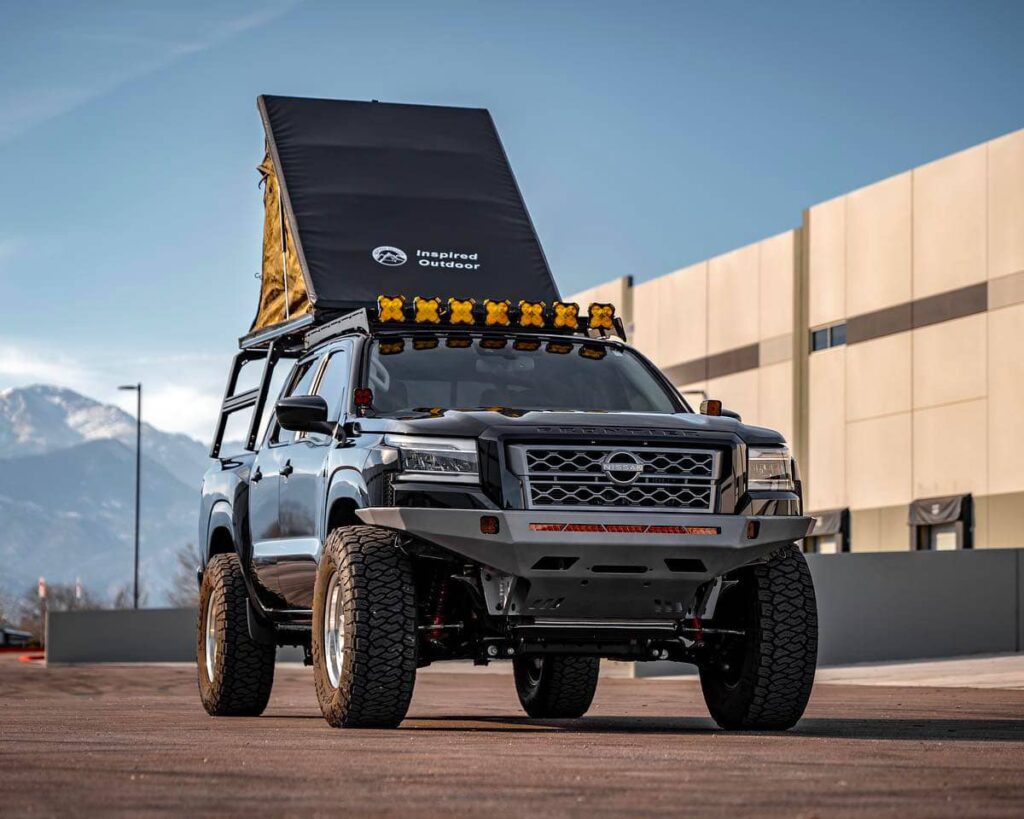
[909,494,973,551]
[803,508,850,554]
[810,322,847,352]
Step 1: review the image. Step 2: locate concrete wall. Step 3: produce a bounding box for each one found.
[46,608,305,664]
[47,608,197,664]
[637,548,1024,676]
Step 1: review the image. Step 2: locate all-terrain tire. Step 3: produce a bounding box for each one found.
[699,544,818,731]
[311,525,417,728]
[197,553,275,716]
[514,655,600,719]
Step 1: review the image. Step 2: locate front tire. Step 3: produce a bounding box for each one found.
[699,544,818,730]
[197,553,275,716]
[514,655,600,718]
[311,525,418,728]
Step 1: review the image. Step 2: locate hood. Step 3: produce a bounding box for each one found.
[358,409,786,446]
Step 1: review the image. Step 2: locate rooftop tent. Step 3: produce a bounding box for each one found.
[250,95,560,332]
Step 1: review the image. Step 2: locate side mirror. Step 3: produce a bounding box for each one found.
[276,395,335,435]
[700,398,742,422]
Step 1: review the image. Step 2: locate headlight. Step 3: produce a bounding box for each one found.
[384,435,479,483]
[747,446,794,491]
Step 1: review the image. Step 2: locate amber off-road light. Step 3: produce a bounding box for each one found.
[513,338,542,352]
[354,388,373,408]
[479,337,508,350]
[413,296,441,324]
[518,300,545,328]
[378,339,405,355]
[484,299,511,327]
[579,344,606,360]
[546,341,573,355]
[448,297,475,325]
[552,301,579,330]
[413,336,439,350]
[446,334,472,348]
[587,302,615,331]
[377,295,406,323]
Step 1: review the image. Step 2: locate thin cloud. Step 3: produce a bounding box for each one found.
[0,1,302,144]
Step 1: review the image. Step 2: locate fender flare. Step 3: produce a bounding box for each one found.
[205,501,238,565]
[323,468,370,537]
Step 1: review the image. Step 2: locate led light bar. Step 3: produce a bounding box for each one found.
[484,299,511,327]
[529,523,721,535]
[413,296,441,324]
[448,297,475,325]
[377,295,406,323]
[588,302,615,330]
[518,300,545,328]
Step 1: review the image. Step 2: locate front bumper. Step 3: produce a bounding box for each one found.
[356,508,812,620]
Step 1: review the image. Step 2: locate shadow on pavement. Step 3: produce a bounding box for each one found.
[402,714,1024,741]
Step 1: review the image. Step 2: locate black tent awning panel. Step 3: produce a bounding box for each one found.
[259,95,559,312]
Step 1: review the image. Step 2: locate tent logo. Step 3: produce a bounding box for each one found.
[372,246,407,266]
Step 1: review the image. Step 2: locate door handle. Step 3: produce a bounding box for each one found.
[280,460,294,478]
[251,467,262,483]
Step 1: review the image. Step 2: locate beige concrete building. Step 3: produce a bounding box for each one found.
[570,128,1024,554]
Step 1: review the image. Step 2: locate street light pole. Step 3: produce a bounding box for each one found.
[118,383,142,609]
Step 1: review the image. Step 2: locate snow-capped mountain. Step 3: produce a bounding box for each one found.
[0,385,213,605]
[0,384,210,488]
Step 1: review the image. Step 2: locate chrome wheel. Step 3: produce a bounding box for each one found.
[324,571,346,688]
[204,595,218,682]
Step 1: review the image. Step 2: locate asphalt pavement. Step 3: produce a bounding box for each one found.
[2,655,1023,816]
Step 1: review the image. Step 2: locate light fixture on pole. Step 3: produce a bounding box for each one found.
[118,383,142,610]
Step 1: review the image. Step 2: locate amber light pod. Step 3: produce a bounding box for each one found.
[413,296,442,324]
[579,344,606,360]
[354,388,373,407]
[378,339,405,355]
[513,338,542,352]
[546,341,573,355]
[552,301,579,330]
[448,297,476,325]
[518,300,545,328]
[377,295,406,323]
[480,515,500,535]
[446,334,472,348]
[484,299,511,327]
[700,399,722,416]
[413,336,439,350]
[587,302,615,330]
[479,337,508,350]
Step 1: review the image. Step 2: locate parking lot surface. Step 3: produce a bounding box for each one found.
[2,656,1023,817]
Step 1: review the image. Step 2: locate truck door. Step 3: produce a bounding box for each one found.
[274,342,353,608]
[249,355,320,606]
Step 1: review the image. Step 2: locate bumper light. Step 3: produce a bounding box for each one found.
[529,522,720,535]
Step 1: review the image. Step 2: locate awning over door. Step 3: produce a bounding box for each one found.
[809,508,848,537]
[908,495,971,526]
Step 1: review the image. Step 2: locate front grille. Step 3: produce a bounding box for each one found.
[508,445,720,512]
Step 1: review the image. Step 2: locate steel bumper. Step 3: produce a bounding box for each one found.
[356,508,813,620]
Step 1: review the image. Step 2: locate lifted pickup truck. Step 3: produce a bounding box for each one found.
[196,96,817,730]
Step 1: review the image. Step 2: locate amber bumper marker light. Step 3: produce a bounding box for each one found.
[484,299,511,327]
[552,301,579,330]
[413,296,441,324]
[480,515,500,535]
[588,302,615,330]
[448,297,475,325]
[377,295,406,323]
[518,300,545,328]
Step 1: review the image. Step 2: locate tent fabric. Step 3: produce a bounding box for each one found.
[908,495,969,526]
[251,149,310,331]
[253,95,560,326]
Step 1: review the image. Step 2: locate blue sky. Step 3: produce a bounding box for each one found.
[2,0,1023,438]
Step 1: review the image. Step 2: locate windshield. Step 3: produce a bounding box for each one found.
[366,335,680,415]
